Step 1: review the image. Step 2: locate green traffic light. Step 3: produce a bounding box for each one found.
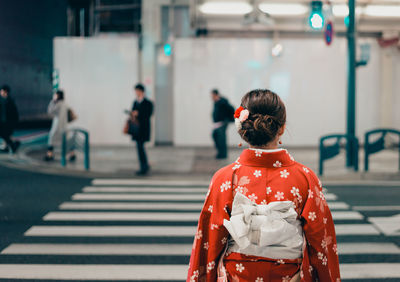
[309,1,324,30]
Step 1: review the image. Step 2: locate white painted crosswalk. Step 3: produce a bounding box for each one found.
[0,178,399,281]
[42,210,363,221]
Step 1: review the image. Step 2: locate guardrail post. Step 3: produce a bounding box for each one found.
[84,131,90,170]
[61,132,67,167]
[60,128,90,171]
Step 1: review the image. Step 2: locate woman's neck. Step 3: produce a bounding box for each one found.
[250,142,279,150]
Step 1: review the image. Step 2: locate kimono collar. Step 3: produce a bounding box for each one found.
[237,148,295,168]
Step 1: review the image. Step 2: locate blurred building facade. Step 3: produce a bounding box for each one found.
[2,0,400,146]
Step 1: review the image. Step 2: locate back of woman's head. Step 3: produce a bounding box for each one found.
[238,89,286,146]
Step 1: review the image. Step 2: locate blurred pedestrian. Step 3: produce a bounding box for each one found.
[130,83,153,175]
[188,89,340,281]
[44,90,76,161]
[211,89,234,159]
[0,85,20,153]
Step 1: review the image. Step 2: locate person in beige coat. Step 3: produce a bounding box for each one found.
[44,90,75,161]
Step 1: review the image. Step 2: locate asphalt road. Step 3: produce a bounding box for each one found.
[0,165,399,281]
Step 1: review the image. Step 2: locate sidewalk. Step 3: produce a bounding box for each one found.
[0,143,399,182]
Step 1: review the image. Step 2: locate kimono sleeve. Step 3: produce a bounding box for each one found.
[301,170,340,281]
[187,169,233,282]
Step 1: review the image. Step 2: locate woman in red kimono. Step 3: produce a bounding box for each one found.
[187,89,340,282]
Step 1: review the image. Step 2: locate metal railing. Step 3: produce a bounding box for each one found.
[319,134,359,175]
[61,128,90,170]
[364,128,400,172]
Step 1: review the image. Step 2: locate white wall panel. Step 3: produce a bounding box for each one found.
[54,36,138,144]
[174,38,383,146]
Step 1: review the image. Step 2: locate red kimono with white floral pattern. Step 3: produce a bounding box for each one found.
[187,149,340,282]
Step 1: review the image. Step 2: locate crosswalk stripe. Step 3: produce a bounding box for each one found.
[340,263,400,279]
[327,202,349,210]
[59,202,205,210]
[43,212,201,221]
[0,264,187,280]
[24,226,197,237]
[1,244,192,255]
[335,224,380,235]
[325,193,337,200]
[331,211,363,220]
[338,242,400,254]
[72,193,206,201]
[92,179,209,187]
[3,242,399,256]
[43,211,362,221]
[24,223,377,237]
[353,205,400,211]
[83,187,208,193]
[72,193,337,201]
[58,201,349,211]
[1,263,400,280]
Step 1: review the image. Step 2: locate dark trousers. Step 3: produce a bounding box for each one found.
[136,140,149,172]
[0,126,15,149]
[212,124,227,158]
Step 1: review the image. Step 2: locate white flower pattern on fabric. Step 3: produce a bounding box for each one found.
[255,278,264,282]
[190,270,199,282]
[321,239,328,250]
[308,212,317,221]
[308,189,314,199]
[236,263,245,273]
[235,186,247,195]
[332,244,338,255]
[221,237,227,244]
[220,181,231,192]
[266,187,272,194]
[317,252,324,260]
[254,170,262,178]
[309,265,314,274]
[275,191,285,201]
[208,205,213,213]
[319,191,326,201]
[254,150,263,157]
[206,261,215,273]
[277,259,285,264]
[273,161,282,168]
[282,275,291,282]
[195,230,202,240]
[291,186,303,204]
[232,163,241,170]
[323,217,328,224]
[210,224,219,230]
[303,167,310,173]
[322,256,328,266]
[260,199,268,205]
[203,242,209,250]
[248,193,258,203]
[280,169,290,178]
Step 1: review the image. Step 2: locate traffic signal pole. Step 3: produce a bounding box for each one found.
[346,0,357,168]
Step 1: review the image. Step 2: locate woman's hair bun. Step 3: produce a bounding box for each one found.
[238,89,286,146]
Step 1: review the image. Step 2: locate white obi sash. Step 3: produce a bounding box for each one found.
[223,193,303,259]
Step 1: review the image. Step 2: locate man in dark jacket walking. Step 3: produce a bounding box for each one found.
[131,84,153,175]
[211,89,234,159]
[0,85,20,153]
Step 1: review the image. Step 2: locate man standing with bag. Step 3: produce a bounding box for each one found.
[131,84,153,175]
[211,89,234,159]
